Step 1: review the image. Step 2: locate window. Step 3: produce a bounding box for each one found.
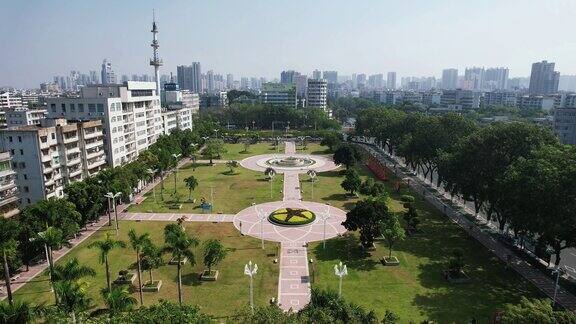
[70,104,75,112]
[24,186,29,193]
[97,103,104,112]
[51,133,55,140]
[78,103,84,112]
[19,149,23,155]
[88,104,96,112]
[20,162,26,168]
[24,174,27,180]
[8,136,12,142]
[51,103,56,112]
[61,103,66,112]
[27,198,31,204]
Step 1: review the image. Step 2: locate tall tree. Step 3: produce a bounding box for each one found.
[88,233,126,291]
[128,229,151,305]
[54,280,91,324]
[343,198,391,248]
[333,144,361,169]
[379,215,406,259]
[203,139,227,164]
[164,224,199,305]
[0,218,19,306]
[37,226,69,302]
[101,286,137,318]
[140,241,164,284]
[202,239,227,274]
[51,258,95,283]
[341,169,362,195]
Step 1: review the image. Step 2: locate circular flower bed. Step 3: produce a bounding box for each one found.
[268,208,316,226]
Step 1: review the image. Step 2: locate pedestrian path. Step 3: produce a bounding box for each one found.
[357,141,576,311]
[278,241,311,311]
[285,141,296,154]
[120,212,235,222]
[283,172,302,202]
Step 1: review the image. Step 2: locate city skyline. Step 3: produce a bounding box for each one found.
[2,0,576,88]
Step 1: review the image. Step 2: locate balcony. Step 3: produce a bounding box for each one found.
[62,134,78,144]
[86,149,104,160]
[87,158,106,169]
[84,130,103,140]
[66,146,80,155]
[85,140,102,150]
[0,178,16,192]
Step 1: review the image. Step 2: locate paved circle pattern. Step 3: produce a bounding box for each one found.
[240,153,339,173]
[233,201,347,243]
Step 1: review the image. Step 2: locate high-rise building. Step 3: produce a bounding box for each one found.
[441,69,458,90]
[294,74,308,98]
[177,62,202,93]
[484,68,509,90]
[322,71,338,84]
[356,74,367,89]
[226,74,234,89]
[0,92,22,110]
[260,83,297,107]
[368,74,384,89]
[5,109,47,127]
[529,60,560,95]
[307,79,328,111]
[45,82,161,167]
[387,72,397,90]
[312,70,322,80]
[280,70,299,84]
[0,118,106,205]
[100,59,117,84]
[89,71,99,84]
[206,70,215,93]
[464,67,485,90]
[0,151,20,217]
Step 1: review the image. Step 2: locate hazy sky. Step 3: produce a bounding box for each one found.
[2,0,576,88]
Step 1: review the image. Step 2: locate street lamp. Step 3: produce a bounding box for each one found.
[244,261,258,313]
[104,192,122,236]
[268,171,275,198]
[213,129,219,138]
[256,207,265,249]
[334,261,348,296]
[321,207,331,249]
[172,153,181,193]
[307,170,317,199]
[276,136,281,153]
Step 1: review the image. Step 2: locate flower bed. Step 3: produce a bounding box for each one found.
[141,280,162,292]
[268,208,316,226]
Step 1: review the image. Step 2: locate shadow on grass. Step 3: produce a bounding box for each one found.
[181,272,203,286]
[313,236,377,271]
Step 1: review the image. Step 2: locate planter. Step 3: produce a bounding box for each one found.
[141,280,162,292]
[200,270,219,281]
[381,256,400,266]
[169,257,188,265]
[113,273,136,285]
[444,270,471,283]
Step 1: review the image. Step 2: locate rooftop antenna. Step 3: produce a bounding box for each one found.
[150,9,163,94]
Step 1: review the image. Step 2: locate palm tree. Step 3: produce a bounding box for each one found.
[128,229,151,305]
[184,176,198,201]
[88,233,126,291]
[52,257,96,282]
[101,286,137,318]
[0,218,19,306]
[38,226,69,302]
[140,241,164,284]
[54,280,91,324]
[0,300,44,324]
[163,223,199,306]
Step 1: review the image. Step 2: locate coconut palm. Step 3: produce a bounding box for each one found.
[88,233,126,291]
[54,280,91,324]
[140,241,164,285]
[0,218,19,306]
[37,226,69,302]
[52,257,96,283]
[128,229,151,305]
[0,300,44,324]
[164,223,199,306]
[101,286,137,317]
[184,176,198,201]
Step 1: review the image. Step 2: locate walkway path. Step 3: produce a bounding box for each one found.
[356,140,576,311]
[120,212,235,223]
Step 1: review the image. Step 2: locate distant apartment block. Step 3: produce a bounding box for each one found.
[440,89,480,109]
[5,108,47,127]
[260,83,297,107]
[554,94,576,145]
[306,79,328,111]
[529,60,559,95]
[199,92,228,110]
[0,151,20,218]
[0,92,23,110]
[45,81,161,167]
[0,119,106,205]
[481,92,518,108]
[387,72,397,90]
[518,95,555,111]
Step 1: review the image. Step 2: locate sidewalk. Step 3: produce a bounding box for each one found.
[356,141,576,311]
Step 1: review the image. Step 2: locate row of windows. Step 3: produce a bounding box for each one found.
[6,136,22,143]
[9,149,24,156]
[50,102,106,113]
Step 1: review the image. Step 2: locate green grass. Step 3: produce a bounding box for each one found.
[14,221,279,318]
[307,167,541,323]
[128,163,283,214]
[220,142,328,161]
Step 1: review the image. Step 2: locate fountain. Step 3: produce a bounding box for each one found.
[266,156,316,168]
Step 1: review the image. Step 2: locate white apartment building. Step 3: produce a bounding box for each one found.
[307,79,328,111]
[45,81,162,167]
[160,108,193,135]
[5,108,47,127]
[0,118,106,205]
[0,92,22,110]
[0,151,20,217]
[518,95,555,111]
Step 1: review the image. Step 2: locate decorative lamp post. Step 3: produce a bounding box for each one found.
[256,207,265,249]
[172,153,181,193]
[147,169,157,202]
[244,261,258,313]
[268,170,275,198]
[321,207,331,249]
[334,261,348,296]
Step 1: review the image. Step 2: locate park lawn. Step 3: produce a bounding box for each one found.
[14,221,279,318]
[294,142,330,155]
[308,166,541,323]
[220,142,284,160]
[128,162,283,214]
